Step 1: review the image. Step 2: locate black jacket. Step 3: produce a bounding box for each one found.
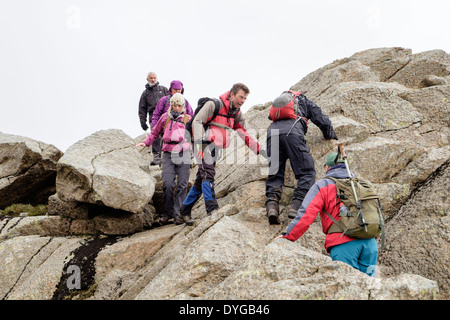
[267,94,338,140]
[138,82,169,130]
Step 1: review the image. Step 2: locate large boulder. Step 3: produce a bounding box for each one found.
[348,47,412,82]
[387,49,450,88]
[316,81,422,133]
[0,132,63,209]
[56,129,155,214]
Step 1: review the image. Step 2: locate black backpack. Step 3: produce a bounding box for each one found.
[185,97,221,143]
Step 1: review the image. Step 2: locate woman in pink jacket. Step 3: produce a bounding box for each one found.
[137,93,193,226]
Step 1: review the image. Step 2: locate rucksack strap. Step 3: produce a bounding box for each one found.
[183,114,189,126]
[323,208,345,234]
[164,113,189,131]
[324,207,365,237]
[163,115,171,131]
[285,92,308,136]
[202,98,221,128]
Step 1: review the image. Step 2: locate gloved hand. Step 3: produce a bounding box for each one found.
[141,123,149,131]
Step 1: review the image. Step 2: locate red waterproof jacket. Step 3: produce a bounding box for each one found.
[195,91,260,154]
[283,165,355,250]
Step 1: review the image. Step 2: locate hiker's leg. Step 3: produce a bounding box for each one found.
[180,185,201,217]
[285,134,316,218]
[329,240,361,272]
[357,238,378,277]
[173,153,191,217]
[161,152,176,219]
[181,163,203,217]
[286,134,316,202]
[151,136,162,165]
[201,146,219,214]
[265,134,288,224]
[265,134,287,203]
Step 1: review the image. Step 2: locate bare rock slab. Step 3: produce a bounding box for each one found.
[56,129,154,214]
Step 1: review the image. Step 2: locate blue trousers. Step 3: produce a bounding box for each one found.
[329,238,378,277]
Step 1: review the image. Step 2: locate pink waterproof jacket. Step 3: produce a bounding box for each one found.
[143,112,192,153]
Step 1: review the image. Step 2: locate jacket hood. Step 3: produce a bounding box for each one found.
[324,164,354,179]
[219,91,231,111]
[169,80,184,94]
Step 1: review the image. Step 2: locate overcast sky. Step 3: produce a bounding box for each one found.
[1,0,449,152]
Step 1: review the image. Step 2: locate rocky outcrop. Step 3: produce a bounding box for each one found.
[0,132,63,209]
[56,129,155,214]
[0,47,448,301]
[51,129,158,235]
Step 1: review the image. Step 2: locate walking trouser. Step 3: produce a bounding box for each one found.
[149,120,162,164]
[265,133,316,204]
[181,144,219,215]
[329,238,378,277]
[161,151,190,218]
[152,136,162,163]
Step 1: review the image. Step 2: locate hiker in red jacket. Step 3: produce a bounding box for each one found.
[276,152,378,277]
[137,93,193,226]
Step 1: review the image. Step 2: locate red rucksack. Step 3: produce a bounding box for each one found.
[269,90,307,122]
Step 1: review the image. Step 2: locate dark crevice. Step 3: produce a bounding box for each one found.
[51,236,119,300]
[384,161,449,224]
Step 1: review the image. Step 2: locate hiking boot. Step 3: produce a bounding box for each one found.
[266,200,280,225]
[158,216,170,225]
[174,215,184,225]
[288,199,302,219]
[183,215,194,226]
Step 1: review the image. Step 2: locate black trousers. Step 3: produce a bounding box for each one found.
[151,136,162,163]
[265,133,316,204]
[161,151,191,218]
[181,144,220,215]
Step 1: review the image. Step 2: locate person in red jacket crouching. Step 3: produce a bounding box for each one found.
[276,152,378,277]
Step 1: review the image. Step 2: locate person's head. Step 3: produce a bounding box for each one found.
[169,92,186,113]
[229,83,250,109]
[325,152,345,171]
[170,80,184,94]
[147,72,157,85]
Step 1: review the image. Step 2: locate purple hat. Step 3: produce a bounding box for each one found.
[170,80,183,91]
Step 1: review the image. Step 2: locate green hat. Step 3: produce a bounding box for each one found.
[325,152,345,167]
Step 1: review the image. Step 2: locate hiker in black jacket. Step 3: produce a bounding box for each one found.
[265,91,338,224]
[138,72,169,165]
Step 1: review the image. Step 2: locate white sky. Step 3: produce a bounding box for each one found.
[1,0,449,152]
